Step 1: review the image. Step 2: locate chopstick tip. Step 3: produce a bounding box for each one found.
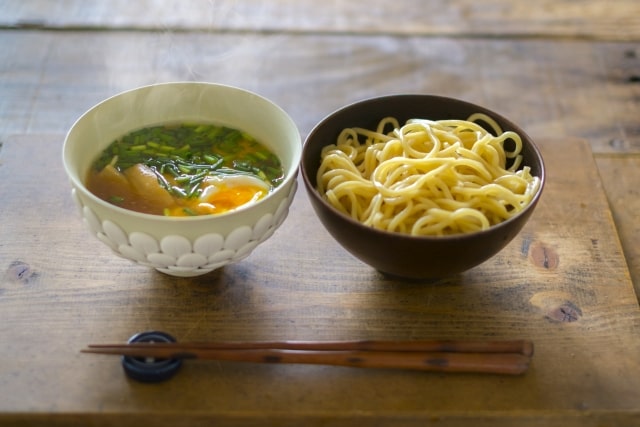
[521,340,534,357]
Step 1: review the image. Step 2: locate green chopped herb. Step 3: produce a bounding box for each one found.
[108,195,125,204]
[182,207,198,216]
[90,122,285,214]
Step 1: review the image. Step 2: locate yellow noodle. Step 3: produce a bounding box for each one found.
[316,114,541,236]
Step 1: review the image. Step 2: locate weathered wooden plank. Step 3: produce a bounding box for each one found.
[0,31,639,155]
[2,0,640,41]
[1,2,639,424]
[0,135,638,426]
[596,155,640,298]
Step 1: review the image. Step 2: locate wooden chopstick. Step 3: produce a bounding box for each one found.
[82,339,533,375]
[87,339,533,356]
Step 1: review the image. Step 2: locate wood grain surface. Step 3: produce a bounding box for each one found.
[0,135,638,426]
[1,1,639,425]
[1,31,639,153]
[3,0,640,41]
[596,156,640,298]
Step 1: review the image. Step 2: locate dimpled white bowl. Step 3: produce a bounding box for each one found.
[63,82,301,277]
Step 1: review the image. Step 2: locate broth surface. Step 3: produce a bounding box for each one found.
[87,123,284,216]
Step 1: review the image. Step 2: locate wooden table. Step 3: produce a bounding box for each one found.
[1,1,639,426]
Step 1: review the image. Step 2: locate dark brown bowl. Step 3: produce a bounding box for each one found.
[301,95,545,279]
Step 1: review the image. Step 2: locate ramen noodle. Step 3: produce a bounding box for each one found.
[316,114,540,236]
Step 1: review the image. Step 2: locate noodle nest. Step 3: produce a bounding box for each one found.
[316,114,541,236]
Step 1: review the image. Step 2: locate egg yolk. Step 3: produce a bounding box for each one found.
[164,183,267,216]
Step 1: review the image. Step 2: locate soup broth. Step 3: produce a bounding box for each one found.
[86,123,284,216]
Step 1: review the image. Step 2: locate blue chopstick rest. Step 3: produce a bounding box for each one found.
[122,331,182,383]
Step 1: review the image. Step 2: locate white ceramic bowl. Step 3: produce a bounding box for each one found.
[63,82,301,277]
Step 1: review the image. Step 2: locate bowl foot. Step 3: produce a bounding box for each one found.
[155,267,217,277]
